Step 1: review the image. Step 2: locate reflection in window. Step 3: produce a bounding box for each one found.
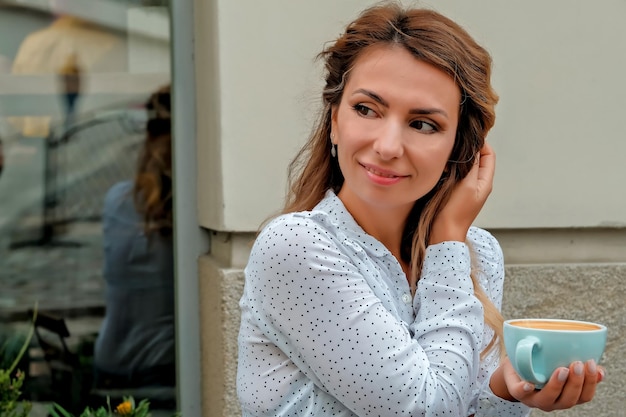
[0,1,175,415]
[93,84,175,406]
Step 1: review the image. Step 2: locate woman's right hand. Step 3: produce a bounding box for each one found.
[495,356,604,411]
[429,142,495,244]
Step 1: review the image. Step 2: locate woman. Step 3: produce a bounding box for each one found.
[94,85,175,389]
[237,4,601,416]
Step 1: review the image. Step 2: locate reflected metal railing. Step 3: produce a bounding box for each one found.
[8,104,146,249]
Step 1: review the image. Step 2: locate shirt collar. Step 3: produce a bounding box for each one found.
[313,190,391,258]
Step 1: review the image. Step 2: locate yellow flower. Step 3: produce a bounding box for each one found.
[116,400,133,415]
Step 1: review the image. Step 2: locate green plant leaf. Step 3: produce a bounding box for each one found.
[50,402,75,417]
[7,302,37,375]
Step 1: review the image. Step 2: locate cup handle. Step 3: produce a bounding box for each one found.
[516,336,547,386]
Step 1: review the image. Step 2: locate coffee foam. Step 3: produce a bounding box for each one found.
[509,319,601,331]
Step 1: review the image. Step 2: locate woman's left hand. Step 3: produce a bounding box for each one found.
[429,142,496,244]
[495,356,604,411]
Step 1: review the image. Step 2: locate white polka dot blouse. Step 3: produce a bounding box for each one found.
[237,190,530,417]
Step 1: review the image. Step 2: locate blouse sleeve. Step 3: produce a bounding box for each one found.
[244,215,484,416]
[468,228,531,417]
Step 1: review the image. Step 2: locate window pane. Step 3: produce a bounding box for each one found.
[0,1,175,415]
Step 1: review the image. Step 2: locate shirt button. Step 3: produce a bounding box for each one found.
[401,293,412,304]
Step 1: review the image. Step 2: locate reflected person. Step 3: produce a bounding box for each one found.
[58,52,82,132]
[93,85,175,390]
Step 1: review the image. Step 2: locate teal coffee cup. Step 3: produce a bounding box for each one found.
[503,318,607,388]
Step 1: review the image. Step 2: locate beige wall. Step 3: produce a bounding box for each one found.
[196,0,626,231]
[193,0,626,416]
[196,0,371,231]
[433,0,626,229]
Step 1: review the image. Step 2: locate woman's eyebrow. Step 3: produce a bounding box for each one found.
[408,108,448,118]
[353,88,449,118]
[353,88,389,107]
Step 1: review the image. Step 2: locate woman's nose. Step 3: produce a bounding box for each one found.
[372,124,404,160]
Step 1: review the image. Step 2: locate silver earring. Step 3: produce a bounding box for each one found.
[330,133,337,157]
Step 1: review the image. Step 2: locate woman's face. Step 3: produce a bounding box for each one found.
[332,44,460,218]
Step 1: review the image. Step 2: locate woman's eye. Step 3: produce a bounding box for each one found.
[353,104,375,117]
[410,120,437,133]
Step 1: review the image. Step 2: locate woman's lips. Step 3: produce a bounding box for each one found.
[361,163,406,178]
[360,163,407,185]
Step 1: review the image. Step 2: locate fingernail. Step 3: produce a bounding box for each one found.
[558,368,570,382]
[574,362,584,376]
[523,383,534,392]
[599,368,606,382]
[587,359,597,374]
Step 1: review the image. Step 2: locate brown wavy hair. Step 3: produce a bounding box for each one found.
[133,84,172,236]
[283,2,503,355]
